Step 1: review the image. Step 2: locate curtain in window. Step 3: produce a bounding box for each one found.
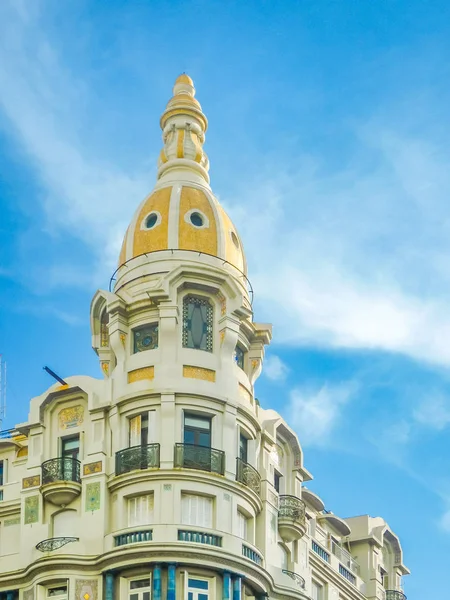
[181,494,213,528]
[128,495,154,526]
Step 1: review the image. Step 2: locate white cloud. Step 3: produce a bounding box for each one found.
[263,354,289,381]
[413,392,450,431]
[439,508,450,533]
[285,382,357,447]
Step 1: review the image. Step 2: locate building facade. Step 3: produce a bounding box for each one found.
[0,75,409,600]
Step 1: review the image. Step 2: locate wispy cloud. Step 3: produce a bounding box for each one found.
[413,392,450,431]
[263,354,289,381]
[285,381,357,447]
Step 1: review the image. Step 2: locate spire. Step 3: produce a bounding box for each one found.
[158,74,210,184]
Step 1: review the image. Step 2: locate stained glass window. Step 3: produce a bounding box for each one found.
[133,323,159,353]
[182,296,213,352]
[233,345,245,369]
[100,310,109,347]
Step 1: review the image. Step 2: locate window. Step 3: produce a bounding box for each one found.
[53,509,77,538]
[101,310,109,347]
[274,470,282,493]
[181,494,213,528]
[233,345,245,369]
[0,460,3,486]
[47,587,68,599]
[133,323,159,353]
[237,510,247,540]
[129,413,150,447]
[61,435,80,480]
[129,578,151,600]
[184,414,211,447]
[187,577,209,600]
[279,544,289,570]
[239,434,248,463]
[128,495,154,527]
[311,582,323,600]
[182,296,213,352]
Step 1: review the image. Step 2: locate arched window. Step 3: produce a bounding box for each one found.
[100,310,109,347]
[182,295,213,352]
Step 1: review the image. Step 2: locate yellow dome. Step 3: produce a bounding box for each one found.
[175,73,194,85]
[118,184,246,274]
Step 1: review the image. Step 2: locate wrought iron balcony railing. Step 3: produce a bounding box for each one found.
[41,457,81,485]
[236,457,261,495]
[278,495,306,522]
[386,591,407,600]
[282,570,305,589]
[174,443,225,475]
[115,443,160,475]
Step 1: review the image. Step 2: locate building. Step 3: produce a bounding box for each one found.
[0,75,409,600]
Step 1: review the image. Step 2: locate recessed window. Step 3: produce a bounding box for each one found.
[129,578,151,600]
[237,510,248,540]
[187,578,210,600]
[190,212,204,227]
[145,212,159,229]
[47,587,68,598]
[239,433,248,463]
[231,231,239,248]
[181,494,213,528]
[184,413,211,447]
[311,581,323,600]
[182,295,213,352]
[233,345,245,369]
[133,323,159,353]
[128,494,154,527]
[0,460,4,486]
[274,470,282,493]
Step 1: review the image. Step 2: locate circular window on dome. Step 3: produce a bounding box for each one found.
[185,209,209,229]
[190,212,204,227]
[231,231,240,248]
[141,211,161,230]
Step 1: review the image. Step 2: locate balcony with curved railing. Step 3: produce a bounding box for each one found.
[282,570,305,589]
[115,443,160,475]
[174,443,225,475]
[386,591,406,600]
[41,457,81,506]
[278,495,307,542]
[236,457,261,495]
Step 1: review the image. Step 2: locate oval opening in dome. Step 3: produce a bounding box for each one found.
[146,213,158,229]
[231,231,239,248]
[190,212,204,227]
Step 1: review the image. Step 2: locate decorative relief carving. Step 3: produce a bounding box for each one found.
[24,495,39,524]
[85,482,101,512]
[83,461,102,476]
[22,475,40,489]
[128,366,155,383]
[119,332,127,348]
[75,579,98,600]
[163,484,172,491]
[183,365,215,382]
[59,405,84,430]
[4,516,20,526]
[220,330,225,345]
[17,446,29,458]
[101,361,110,377]
[216,292,227,316]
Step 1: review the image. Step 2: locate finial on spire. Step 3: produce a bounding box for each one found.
[158,74,210,184]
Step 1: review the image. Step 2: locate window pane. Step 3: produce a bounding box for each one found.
[233,345,245,369]
[143,593,150,600]
[239,434,248,462]
[182,296,213,352]
[185,416,211,431]
[188,579,209,590]
[130,595,138,600]
[130,579,151,589]
[133,323,159,353]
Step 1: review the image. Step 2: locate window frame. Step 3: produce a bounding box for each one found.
[181,493,214,529]
[128,494,155,528]
[128,576,152,600]
[233,344,245,369]
[182,294,214,352]
[183,413,212,448]
[183,572,215,600]
[46,584,69,599]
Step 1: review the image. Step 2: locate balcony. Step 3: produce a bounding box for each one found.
[331,540,359,574]
[178,529,222,547]
[282,570,305,589]
[242,544,263,565]
[386,592,407,600]
[236,457,261,495]
[114,529,153,547]
[174,443,225,475]
[278,495,307,542]
[41,457,81,506]
[312,540,330,562]
[115,443,160,475]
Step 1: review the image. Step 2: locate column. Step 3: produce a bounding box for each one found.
[223,572,232,600]
[167,563,176,600]
[105,572,115,600]
[232,576,242,600]
[153,564,162,600]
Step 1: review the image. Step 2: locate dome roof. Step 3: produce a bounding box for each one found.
[118,75,247,275]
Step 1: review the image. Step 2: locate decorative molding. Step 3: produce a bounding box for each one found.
[75,579,98,600]
[22,475,40,489]
[119,332,127,348]
[59,405,84,430]
[4,516,20,526]
[24,495,39,524]
[85,482,101,512]
[83,461,102,476]
[101,361,110,377]
[183,365,215,382]
[216,291,227,316]
[128,366,155,383]
[220,329,225,345]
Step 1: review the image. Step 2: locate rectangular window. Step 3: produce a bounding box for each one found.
[61,435,80,460]
[274,470,281,493]
[128,494,154,527]
[0,460,3,486]
[181,494,213,528]
[133,323,159,353]
[236,510,247,540]
[239,434,248,463]
[129,413,150,446]
[233,345,245,369]
[311,582,323,600]
[187,577,209,600]
[184,414,211,447]
[182,295,213,352]
[47,587,68,598]
[129,578,151,600]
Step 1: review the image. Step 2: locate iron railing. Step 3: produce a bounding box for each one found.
[178,530,222,546]
[115,443,160,475]
[42,457,81,485]
[236,457,261,495]
[386,592,406,600]
[36,537,78,552]
[282,570,305,589]
[114,530,153,546]
[174,443,225,475]
[278,495,306,522]
[312,540,330,562]
[242,544,263,565]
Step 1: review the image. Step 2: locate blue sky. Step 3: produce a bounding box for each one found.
[1,0,450,596]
